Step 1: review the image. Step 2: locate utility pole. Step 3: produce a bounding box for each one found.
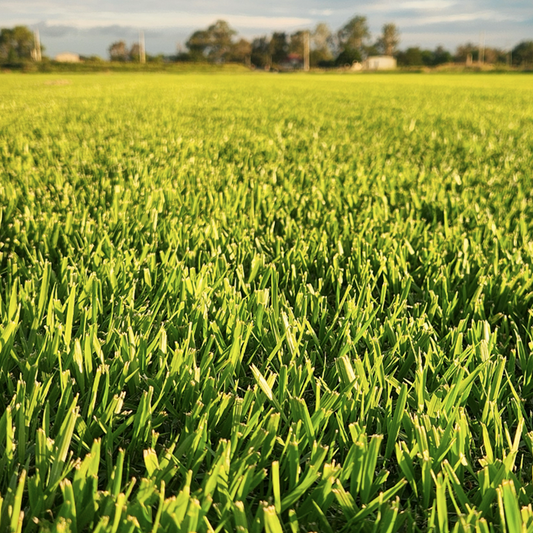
[139,30,146,63]
[303,30,310,72]
[33,29,41,61]
[505,40,511,68]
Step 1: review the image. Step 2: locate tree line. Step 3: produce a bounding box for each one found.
[0,26,43,63]
[108,16,533,68]
[1,21,532,68]
[107,17,399,67]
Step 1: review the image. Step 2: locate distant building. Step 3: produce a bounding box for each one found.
[280,53,303,71]
[363,56,397,70]
[55,52,81,63]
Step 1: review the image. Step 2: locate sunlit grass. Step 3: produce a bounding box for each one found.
[1,72,533,531]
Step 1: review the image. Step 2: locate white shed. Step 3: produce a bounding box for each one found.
[363,56,397,70]
[55,52,81,63]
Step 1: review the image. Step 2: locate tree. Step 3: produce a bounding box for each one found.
[335,15,370,66]
[396,47,424,66]
[420,49,434,66]
[270,32,289,65]
[483,47,506,64]
[311,23,334,65]
[334,47,362,66]
[109,41,128,61]
[377,23,400,56]
[129,43,141,62]
[186,20,237,62]
[228,38,252,64]
[147,53,165,63]
[289,30,305,57]
[433,45,452,65]
[396,46,450,67]
[0,26,35,62]
[364,43,380,57]
[512,41,533,66]
[186,30,210,61]
[80,55,103,62]
[251,36,270,68]
[454,42,504,64]
[207,20,236,62]
[455,42,478,63]
[337,16,370,53]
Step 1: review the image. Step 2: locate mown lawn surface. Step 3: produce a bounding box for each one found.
[1,72,533,532]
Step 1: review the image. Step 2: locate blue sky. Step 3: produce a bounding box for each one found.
[2,0,532,57]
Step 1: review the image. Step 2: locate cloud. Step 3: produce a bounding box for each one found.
[2,0,532,55]
[5,11,312,31]
[310,9,333,16]
[398,1,457,9]
[358,0,458,12]
[403,10,524,26]
[36,22,77,38]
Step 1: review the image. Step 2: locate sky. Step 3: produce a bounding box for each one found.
[2,0,532,58]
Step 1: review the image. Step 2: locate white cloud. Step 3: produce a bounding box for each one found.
[405,10,523,25]
[2,0,532,54]
[3,10,312,30]
[310,9,333,16]
[398,1,457,10]
[359,0,457,12]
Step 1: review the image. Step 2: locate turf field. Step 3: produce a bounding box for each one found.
[1,72,533,531]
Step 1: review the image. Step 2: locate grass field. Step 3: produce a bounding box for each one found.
[1,72,533,532]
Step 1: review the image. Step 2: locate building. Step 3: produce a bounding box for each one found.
[55,52,81,63]
[363,56,397,71]
[279,53,303,71]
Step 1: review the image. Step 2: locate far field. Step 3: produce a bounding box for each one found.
[1,72,533,532]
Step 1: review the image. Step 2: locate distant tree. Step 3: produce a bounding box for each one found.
[270,32,289,65]
[129,43,141,62]
[0,26,35,62]
[433,45,452,65]
[421,49,435,66]
[311,23,334,66]
[364,43,380,57]
[109,41,128,61]
[251,36,270,67]
[80,55,103,62]
[455,42,507,64]
[396,47,424,66]
[147,53,165,63]
[512,41,533,65]
[228,38,252,64]
[483,47,506,64]
[175,51,192,62]
[455,42,479,63]
[396,46,452,67]
[186,20,237,62]
[208,20,236,61]
[186,29,210,60]
[337,16,370,54]
[289,30,305,57]
[377,23,400,56]
[334,47,362,66]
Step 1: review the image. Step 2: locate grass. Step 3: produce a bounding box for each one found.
[16,61,252,74]
[1,72,533,532]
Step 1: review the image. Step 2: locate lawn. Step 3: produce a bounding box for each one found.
[1,72,533,532]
